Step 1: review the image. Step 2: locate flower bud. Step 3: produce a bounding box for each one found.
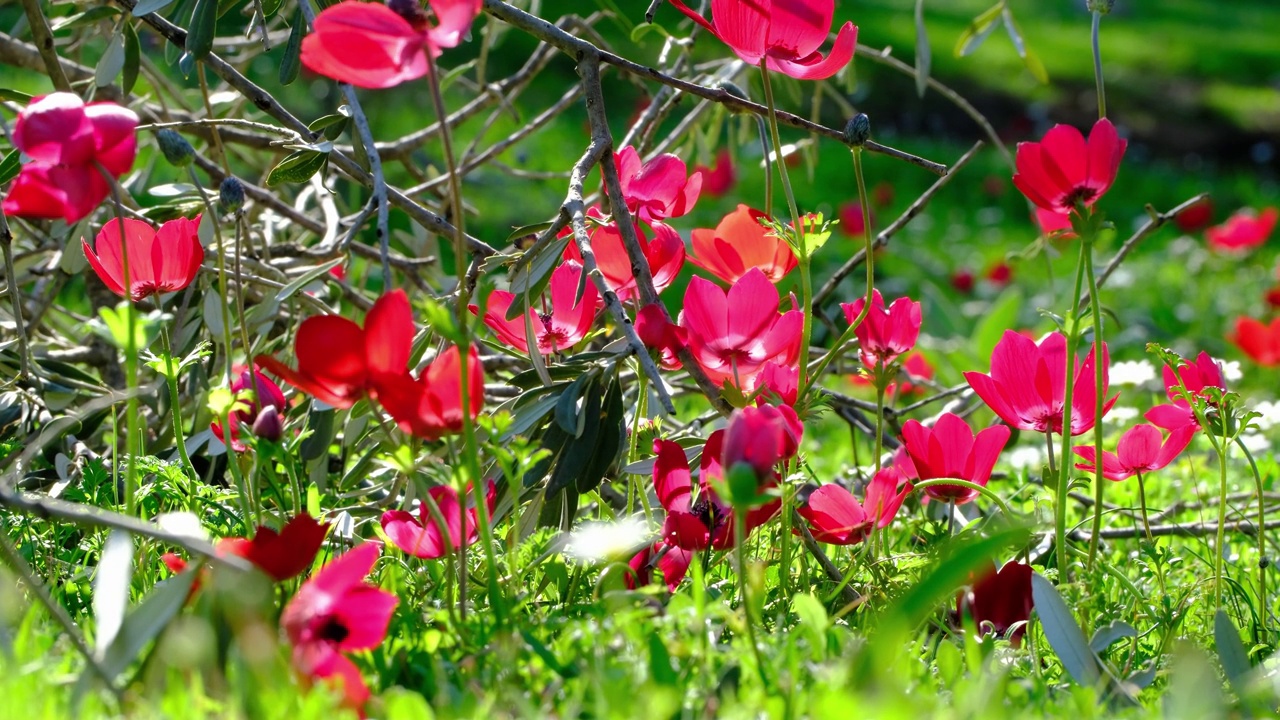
[155,129,195,167]
[844,113,871,147]
[252,406,283,443]
[1085,0,1114,14]
[219,177,245,213]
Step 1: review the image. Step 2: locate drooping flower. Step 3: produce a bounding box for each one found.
[840,290,922,370]
[372,345,485,441]
[281,543,398,710]
[666,0,858,81]
[614,146,702,224]
[562,212,685,302]
[1206,207,1277,252]
[381,481,496,559]
[3,92,138,224]
[1230,316,1280,366]
[694,149,736,198]
[300,0,482,89]
[635,303,687,370]
[1145,351,1227,431]
[212,365,288,452]
[958,561,1034,646]
[797,462,912,545]
[722,404,803,482]
[964,330,1117,436]
[900,412,1010,504]
[680,268,803,388]
[838,201,874,238]
[1175,197,1214,234]
[1012,118,1126,221]
[1073,423,1195,482]
[688,204,797,284]
[627,433,781,590]
[474,261,598,355]
[255,290,413,408]
[82,216,203,301]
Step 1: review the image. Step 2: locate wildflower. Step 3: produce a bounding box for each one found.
[951,269,975,294]
[2,92,138,223]
[211,365,288,452]
[300,0,482,88]
[1073,423,1195,482]
[900,412,1010,504]
[958,561,1034,646]
[838,201,874,238]
[666,0,857,80]
[985,262,1013,287]
[1206,207,1277,252]
[373,345,485,441]
[1145,351,1226,431]
[82,216,204,301]
[1230,316,1280,366]
[1174,197,1213,234]
[281,543,398,709]
[752,361,799,406]
[680,268,802,388]
[722,404,803,482]
[1013,118,1126,221]
[613,146,702,223]
[562,212,685,302]
[381,482,496,559]
[474,261,598,355]
[163,514,328,585]
[797,463,912,545]
[688,204,796,284]
[964,330,1117,436]
[694,149,736,198]
[840,290,922,370]
[634,304,687,370]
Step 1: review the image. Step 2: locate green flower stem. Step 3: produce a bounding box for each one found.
[1233,436,1268,631]
[99,167,140,517]
[1091,10,1107,120]
[223,410,256,527]
[1084,238,1107,571]
[185,164,236,385]
[1054,239,1089,582]
[1215,415,1231,609]
[1134,471,1153,542]
[874,380,887,475]
[159,324,200,509]
[910,479,1014,522]
[734,507,771,690]
[755,114,773,217]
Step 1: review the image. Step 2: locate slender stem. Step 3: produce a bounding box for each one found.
[160,324,200,509]
[223,410,256,527]
[1084,239,1107,570]
[1044,429,1057,477]
[735,508,771,690]
[99,168,140,516]
[1091,11,1107,119]
[756,114,773,216]
[0,214,30,379]
[1135,472,1152,542]
[1234,436,1268,633]
[186,164,235,384]
[1215,414,1230,609]
[1054,240,1089,582]
[873,381,886,474]
[910,479,1016,522]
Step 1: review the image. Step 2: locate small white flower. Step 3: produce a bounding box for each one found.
[1110,360,1157,387]
[1250,400,1280,432]
[1220,359,1243,383]
[564,517,652,563]
[1104,406,1140,424]
[1006,445,1046,471]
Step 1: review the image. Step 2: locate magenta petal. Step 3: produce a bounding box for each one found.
[381,510,445,558]
[331,584,399,652]
[311,542,381,596]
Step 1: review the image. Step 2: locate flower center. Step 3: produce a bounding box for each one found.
[317,617,350,643]
[1057,186,1098,211]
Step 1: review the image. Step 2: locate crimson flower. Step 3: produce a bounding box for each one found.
[256,290,413,408]
[614,146,702,223]
[381,481,496,558]
[901,412,1009,504]
[635,303,687,370]
[1012,118,1126,221]
[212,365,288,452]
[852,351,933,397]
[958,561,1034,646]
[694,149,736,198]
[841,290,922,369]
[838,202,874,238]
[82,216,203,301]
[1145,351,1226,431]
[563,212,685,302]
[372,345,485,441]
[680,268,803,388]
[2,93,138,224]
[1175,197,1214,234]
[951,269,975,294]
[986,262,1013,287]
[282,543,398,710]
[965,330,1117,436]
[1206,207,1277,252]
[1073,423,1195,482]
[752,361,799,406]
[225,514,330,581]
[474,261,598,355]
[1230,316,1280,366]
[666,0,857,81]
[688,204,797,284]
[300,0,482,89]
[723,404,803,482]
[797,461,912,545]
[627,433,781,590]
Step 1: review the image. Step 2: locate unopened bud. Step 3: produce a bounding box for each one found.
[155,129,195,167]
[252,406,283,443]
[219,177,245,213]
[1085,0,1114,14]
[844,114,871,147]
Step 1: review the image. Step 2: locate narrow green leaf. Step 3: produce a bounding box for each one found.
[279,7,305,86]
[132,0,177,16]
[1089,619,1137,653]
[122,23,141,94]
[273,257,345,304]
[55,6,121,30]
[1214,609,1252,695]
[0,88,34,103]
[95,34,127,88]
[96,569,197,680]
[266,149,328,186]
[93,531,134,654]
[1030,573,1101,686]
[0,150,21,186]
[185,0,218,60]
[953,1,1004,57]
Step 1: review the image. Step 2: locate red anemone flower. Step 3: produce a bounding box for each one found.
[1230,316,1280,366]
[694,149,736,198]
[372,345,485,441]
[224,514,330,582]
[1206,207,1277,253]
[986,262,1013,287]
[840,290,922,370]
[1073,423,1195,482]
[680,268,803,388]
[666,0,857,81]
[797,462,912,545]
[1175,197,1214,234]
[3,92,138,224]
[255,289,413,408]
[1145,351,1227,431]
[381,481,496,559]
[282,543,398,710]
[614,146,703,223]
[852,351,933,397]
[635,304,687,370]
[562,212,685,302]
[752,361,799,406]
[838,202,875,238]
[951,269,975,294]
[212,365,288,452]
[901,413,1009,504]
[723,404,803,482]
[82,216,203,301]
[474,261,599,355]
[959,561,1034,646]
[964,330,1117,436]
[300,0,482,89]
[1013,118,1126,221]
[689,204,797,284]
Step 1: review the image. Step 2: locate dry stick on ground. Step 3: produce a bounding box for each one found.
[481,0,947,176]
[564,141,676,416]
[1073,516,1280,541]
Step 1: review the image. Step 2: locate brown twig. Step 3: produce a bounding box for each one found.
[16,0,70,91]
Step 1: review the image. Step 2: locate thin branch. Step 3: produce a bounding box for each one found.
[792,508,862,607]
[1075,516,1280,540]
[16,0,71,91]
[0,212,31,378]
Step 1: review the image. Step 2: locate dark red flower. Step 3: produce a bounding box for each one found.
[1174,197,1214,234]
[212,365,288,452]
[694,149,736,198]
[381,481,496,559]
[722,404,803,482]
[227,514,329,582]
[958,561,1034,646]
[1013,118,1126,219]
[82,216,203,301]
[838,202,875,238]
[372,345,485,441]
[635,303,687,370]
[1230,316,1280,366]
[985,262,1012,287]
[951,269,975,294]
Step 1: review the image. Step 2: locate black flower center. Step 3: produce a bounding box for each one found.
[318,617,350,643]
[1058,186,1098,211]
